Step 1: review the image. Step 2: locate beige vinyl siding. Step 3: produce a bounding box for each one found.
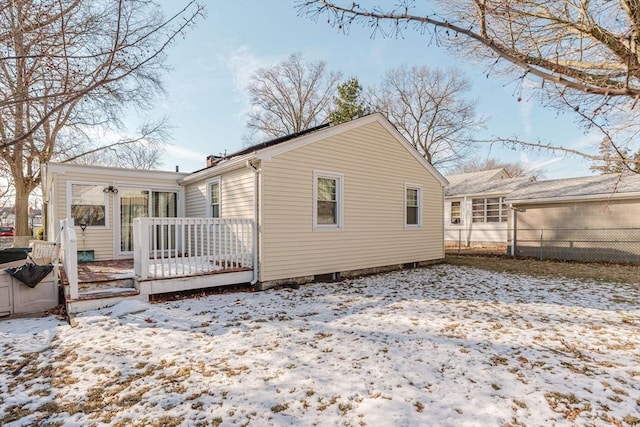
[221,168,255,218]
[184,167,255,219]
[50,170,183,261]
[259,121,444,282]
[185,182,207,218]
[515,199,640,230]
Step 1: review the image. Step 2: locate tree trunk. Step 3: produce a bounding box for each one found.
[13,182,31,247]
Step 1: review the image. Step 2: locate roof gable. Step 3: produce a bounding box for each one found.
[255,113,448,187]
[182,113,448,187]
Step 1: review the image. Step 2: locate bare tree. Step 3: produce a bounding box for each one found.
[450,157,531,178]
[56,120,169,170]
[369,66,483,168]
[298,0,640,173]
[0,0,204,242]
[246,53,342,140]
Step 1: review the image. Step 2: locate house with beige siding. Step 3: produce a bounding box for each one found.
[184,113,447,285]
[506,173,640,263]
[43,113,447,309]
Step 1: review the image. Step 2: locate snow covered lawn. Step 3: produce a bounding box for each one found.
[1,264,639,426]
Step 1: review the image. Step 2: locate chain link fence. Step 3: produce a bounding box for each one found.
[512,228,640,264]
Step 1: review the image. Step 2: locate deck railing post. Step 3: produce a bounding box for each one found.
[60,219,79,300]
[134,218,150,280]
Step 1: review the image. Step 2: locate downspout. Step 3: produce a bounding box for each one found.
[463,195,469,246]
[246,160,260,286]
[510,204,516,257]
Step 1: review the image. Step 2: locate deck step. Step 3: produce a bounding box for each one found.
[65,288,148,315]
[78,278,135,292]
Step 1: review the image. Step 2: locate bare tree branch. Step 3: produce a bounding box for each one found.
[245,53,342,141]
[368,66,483,168]
[297,0,640,175]
[298,1,640,97]
[0,0,204,239]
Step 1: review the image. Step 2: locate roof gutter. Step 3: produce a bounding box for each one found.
[445,190,514,198]
[179,153,256,185]
[245,160,260,287]
[508,191,640,205]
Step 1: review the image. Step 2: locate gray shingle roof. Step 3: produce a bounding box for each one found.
[444,168,531,197]
[445,168,506,186]
[506,173,640,202]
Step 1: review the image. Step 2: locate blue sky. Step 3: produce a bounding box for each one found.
[138,0,598,178]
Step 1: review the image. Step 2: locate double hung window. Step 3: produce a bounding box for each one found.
[314,171,343,229]
[405,184,422,227]
[70,184,107,227]
[450,201,462,224]
[208,180,221,218]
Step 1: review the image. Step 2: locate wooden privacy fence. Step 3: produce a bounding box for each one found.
[133,218,255,279]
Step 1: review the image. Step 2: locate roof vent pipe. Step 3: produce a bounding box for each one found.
[206,155,224,168]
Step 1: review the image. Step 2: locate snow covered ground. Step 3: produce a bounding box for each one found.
[1,264,638,426]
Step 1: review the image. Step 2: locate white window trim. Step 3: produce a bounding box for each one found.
[404,183,423,228]
[472,196,508,223]
[450,200,463,226]
[66,181,110,229]
[206,177,221,218]
[313,170,344,231]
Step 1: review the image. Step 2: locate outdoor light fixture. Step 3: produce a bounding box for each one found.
[103,185,118,194]
[80,223,87,232]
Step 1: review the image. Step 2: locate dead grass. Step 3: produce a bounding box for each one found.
[445,255,639,285]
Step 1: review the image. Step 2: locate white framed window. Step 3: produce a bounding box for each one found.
[313,171,343,230]
[450,201,462,224]
[207,178,221,218]
[472,197,507,223]
[68,182,108,227]
[404,183,422,227]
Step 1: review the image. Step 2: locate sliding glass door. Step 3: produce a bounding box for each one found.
[119,189,177,254]
[152,192,178,252]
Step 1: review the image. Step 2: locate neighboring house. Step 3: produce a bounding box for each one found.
[506,173,640,263]
[43,113,448,296]
[444,168,532,247]
[1,207,15,227]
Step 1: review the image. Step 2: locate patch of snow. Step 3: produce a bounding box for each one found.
[144,258,227,278]
[108,272,135,280]
[0,265,638,426]
[80,287,137,295]
[107,299,150,317]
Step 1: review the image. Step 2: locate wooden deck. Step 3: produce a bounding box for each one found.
[61,259,254,315]
[56,217,256,315]
[73,259,135,282]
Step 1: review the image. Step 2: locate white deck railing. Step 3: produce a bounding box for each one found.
[133,217,255,280]
[59,219,79,299]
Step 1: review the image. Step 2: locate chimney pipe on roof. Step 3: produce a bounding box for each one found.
[206,155,224,168]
